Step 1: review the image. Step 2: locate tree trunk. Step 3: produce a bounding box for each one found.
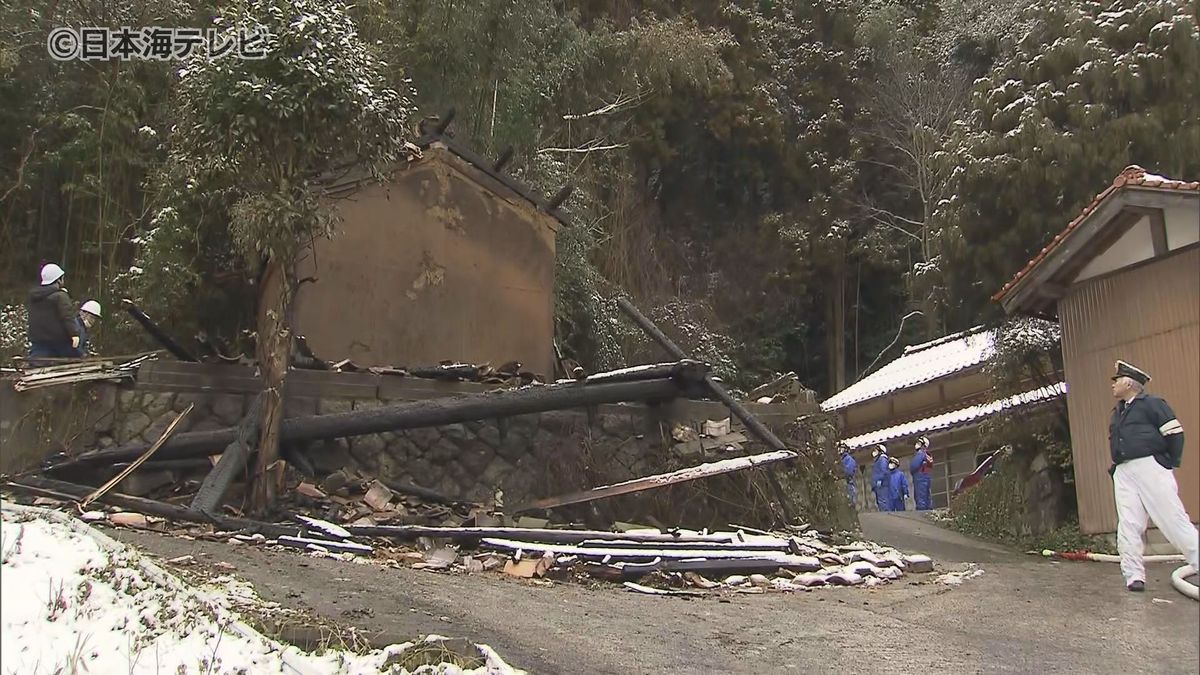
[250,258,293,516]
[826,271,847,394]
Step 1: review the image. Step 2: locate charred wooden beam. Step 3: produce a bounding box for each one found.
[512,449,797,514]
[615,296,796,523]
[121,298,199,362]
[60,373,704,467]
[190,393,264,516]
[546,183,574,211]
[435,107,456,135]
[4,476,299,538]
[407,364,481,381]
[582,360,707,385]
[492,145,514,171]
[381,478,459,505]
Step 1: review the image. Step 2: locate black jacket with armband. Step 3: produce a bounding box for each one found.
[1108,393,1185,476]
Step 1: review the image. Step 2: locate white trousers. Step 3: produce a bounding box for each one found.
[1113,456,1200,583]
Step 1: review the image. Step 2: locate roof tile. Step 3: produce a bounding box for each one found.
[992,166,1200,303]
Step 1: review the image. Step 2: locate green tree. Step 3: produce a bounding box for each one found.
[935,0,1200,325]
[159,0,414,512]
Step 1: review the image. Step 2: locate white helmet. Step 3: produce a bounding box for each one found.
[80,300,102,318]
[915,436,930,450]
[40,263,65,286]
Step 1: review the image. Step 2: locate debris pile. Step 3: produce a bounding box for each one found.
[31,490,938,596]
[741,371,816,405]
[7,352,159,391]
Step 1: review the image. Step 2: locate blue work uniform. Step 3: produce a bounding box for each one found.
[910,448,933,510]
[888,467,909,511]
[871,455,890,511]
[841,453,858,506]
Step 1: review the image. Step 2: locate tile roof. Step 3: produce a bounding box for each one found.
[820,326,995,412]
[992,165,1200,303]
[841,381,1067,450]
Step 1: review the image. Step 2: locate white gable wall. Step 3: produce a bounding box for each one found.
[1074,215,1155,282]
[1165,203,1200,250]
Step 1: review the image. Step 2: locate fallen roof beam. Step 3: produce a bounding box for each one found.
[341,525,744,545]
[479,537,821,568]
[122,298,199,362]
[615,296,796,523]
[56,372,703,467]
[512,449,797,514]
[3,476,299,538]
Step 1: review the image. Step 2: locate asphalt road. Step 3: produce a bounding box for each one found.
[112,512,1200,674]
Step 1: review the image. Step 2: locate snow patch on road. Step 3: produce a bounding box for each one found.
[935,565,985,586]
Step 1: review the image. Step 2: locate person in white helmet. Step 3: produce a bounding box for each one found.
[910,436,934,510]
[75,300,102,357]
[26,263,81,363]
[870,445,891,511]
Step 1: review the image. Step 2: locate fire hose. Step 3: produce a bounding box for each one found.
[1041,549,1199,600]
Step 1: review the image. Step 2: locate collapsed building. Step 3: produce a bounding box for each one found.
[1,129,858,579]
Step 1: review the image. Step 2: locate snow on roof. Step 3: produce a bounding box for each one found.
[841,381,1066,450]
[820,326,995,412]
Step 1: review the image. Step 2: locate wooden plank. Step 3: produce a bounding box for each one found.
[513,449,797,513]
[80,404,194,508]
[285,369,381,399]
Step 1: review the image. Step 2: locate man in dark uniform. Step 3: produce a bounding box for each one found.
[26,263,81,362]
[1108,360,1198,592]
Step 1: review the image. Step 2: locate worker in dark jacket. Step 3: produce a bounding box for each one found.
[910,436,934,510]
[887,456,909,511]
[26,263,80,362]
[871,445,891,511]
[1107,360,1198,592]
[75,300,102,357]
[839,444,858,507]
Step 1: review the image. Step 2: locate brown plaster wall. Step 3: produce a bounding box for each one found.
[295,149,557,376]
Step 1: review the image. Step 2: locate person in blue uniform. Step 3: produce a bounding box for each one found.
[910,435,934,510]
[887,456,909,511]
[839,444,858,507]
[871,445,890,511]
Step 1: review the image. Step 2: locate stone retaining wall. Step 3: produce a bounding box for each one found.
[2,362,854,530]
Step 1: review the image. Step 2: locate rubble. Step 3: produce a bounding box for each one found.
[4,478,942,598]
[9,352,159,391]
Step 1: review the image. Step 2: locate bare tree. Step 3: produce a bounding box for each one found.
[856,17,974,338]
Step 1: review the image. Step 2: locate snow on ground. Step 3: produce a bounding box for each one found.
[1,504,523,674]
[935,565,986,586]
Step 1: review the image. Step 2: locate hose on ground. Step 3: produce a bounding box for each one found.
[1040,549,1198,600]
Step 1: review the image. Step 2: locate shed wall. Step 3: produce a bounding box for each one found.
[294,157,556,376]
[1059,245,1199,534]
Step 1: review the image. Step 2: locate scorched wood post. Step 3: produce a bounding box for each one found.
[614,296,796,524]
